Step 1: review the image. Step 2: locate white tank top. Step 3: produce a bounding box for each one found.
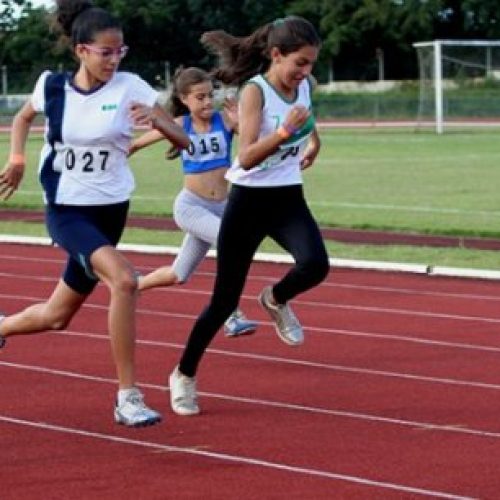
[226,74,315,187]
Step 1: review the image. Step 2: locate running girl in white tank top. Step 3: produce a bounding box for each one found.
[166,17,330,417]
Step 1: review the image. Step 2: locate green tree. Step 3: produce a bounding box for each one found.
[1,1,64,91]
[240,0,290,30]
[95,0,293,81]
[1,0,28,64]
[461,0,500,38]
[288,0,452,80]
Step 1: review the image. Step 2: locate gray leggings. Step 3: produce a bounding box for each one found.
[172,188,227,282]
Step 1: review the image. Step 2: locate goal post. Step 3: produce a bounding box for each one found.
[413,40,500,133]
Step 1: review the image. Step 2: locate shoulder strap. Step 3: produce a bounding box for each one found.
[182,114,193,133]
[44,72,66,147]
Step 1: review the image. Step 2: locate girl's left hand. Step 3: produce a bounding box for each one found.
[300,143,320,170]
[129,102,157,127]
[223,97,239,130]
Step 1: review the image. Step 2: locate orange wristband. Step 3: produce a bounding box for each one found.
[9,153,26,165]
[276,126,291,140]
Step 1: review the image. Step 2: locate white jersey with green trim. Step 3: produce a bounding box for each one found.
[31,71,158,206]
[226,74,315,187]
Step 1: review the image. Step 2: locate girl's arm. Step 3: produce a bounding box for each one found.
[129,103,189,151]
[150,104,189,149]
[128,129,165,156]
[0,100,37,200]
[300,127,321,170]
[221,96,239,134]
[237,84,310,170]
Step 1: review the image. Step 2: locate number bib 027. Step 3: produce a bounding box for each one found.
[53,144,118,175]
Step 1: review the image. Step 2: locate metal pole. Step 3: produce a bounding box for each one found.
[1,65,7,95]
[486,46,492,78]
[165,61,170,88]
[434,41,443,134]
[376,48,384,81]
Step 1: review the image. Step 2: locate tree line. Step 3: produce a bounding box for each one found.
[1,0,499,88]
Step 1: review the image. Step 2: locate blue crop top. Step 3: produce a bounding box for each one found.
[180,111,233,174]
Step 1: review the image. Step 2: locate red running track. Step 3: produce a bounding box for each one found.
[1,242,500,499]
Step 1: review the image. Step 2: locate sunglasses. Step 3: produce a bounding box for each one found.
[82,44,129,59]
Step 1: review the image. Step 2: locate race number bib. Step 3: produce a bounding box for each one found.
[182,131,228,163]
[53,144,119,175]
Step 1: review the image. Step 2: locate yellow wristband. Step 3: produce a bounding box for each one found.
[276,126,291,140]
[9,153,26,165]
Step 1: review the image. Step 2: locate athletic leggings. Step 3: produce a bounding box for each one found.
[172,188,226,282]
[178,184,330,377]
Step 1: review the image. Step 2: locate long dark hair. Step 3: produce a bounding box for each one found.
[55,0,121,47]
[168,67,212,117]
[201,16,321,86]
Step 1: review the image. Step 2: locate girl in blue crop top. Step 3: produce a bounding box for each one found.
[129,67,258,337]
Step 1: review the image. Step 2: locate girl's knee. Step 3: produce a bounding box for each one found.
[44,306,74,330]
[316,256,330,282]
[301,255,330,285]
[110,268,138,295]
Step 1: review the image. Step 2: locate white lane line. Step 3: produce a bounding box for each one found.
[7,323,500,398]
[2,360,500,442]
[5,263,500,304]
[0,415,473,499]
[1,248,500,303]
[59,330,500,391]
[3,282,500,327]
[4,263,500,304]
[4,289,500,356]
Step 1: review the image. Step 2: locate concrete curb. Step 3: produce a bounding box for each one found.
[2,233,499,281]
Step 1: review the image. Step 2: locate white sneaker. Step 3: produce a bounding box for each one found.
[114,387,162,427]
[224,309,258,337]
[258,286,304,346]
[169,366,200,416]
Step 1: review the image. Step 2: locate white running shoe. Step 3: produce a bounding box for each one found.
[114,387,162,427]
[169,366,200,416]
[258,286,304,346]
[224,309,258,337]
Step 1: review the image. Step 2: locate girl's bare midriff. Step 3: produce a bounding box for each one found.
[184,166,229,201]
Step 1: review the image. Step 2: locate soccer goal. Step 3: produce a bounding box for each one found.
[413,40,500,133]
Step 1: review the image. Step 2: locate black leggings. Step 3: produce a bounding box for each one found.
[179,184,330,377]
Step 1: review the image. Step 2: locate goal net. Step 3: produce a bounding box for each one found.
[413,40,500,133]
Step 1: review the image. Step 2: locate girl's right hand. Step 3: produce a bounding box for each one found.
[127,143,138,157]
[129,102,156,128]
[283,105,310,133]
[223,97,239,130]
[0,162,25,200]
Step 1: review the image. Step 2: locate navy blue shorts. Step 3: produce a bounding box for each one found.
[46,201,129,295]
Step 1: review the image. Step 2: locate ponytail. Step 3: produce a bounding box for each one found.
[201,16,320,86]
[54,0,121,47]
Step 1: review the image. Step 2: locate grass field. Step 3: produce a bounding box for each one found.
[1,128,500,270]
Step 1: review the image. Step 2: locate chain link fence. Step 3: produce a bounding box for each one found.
[2,63,500,127]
